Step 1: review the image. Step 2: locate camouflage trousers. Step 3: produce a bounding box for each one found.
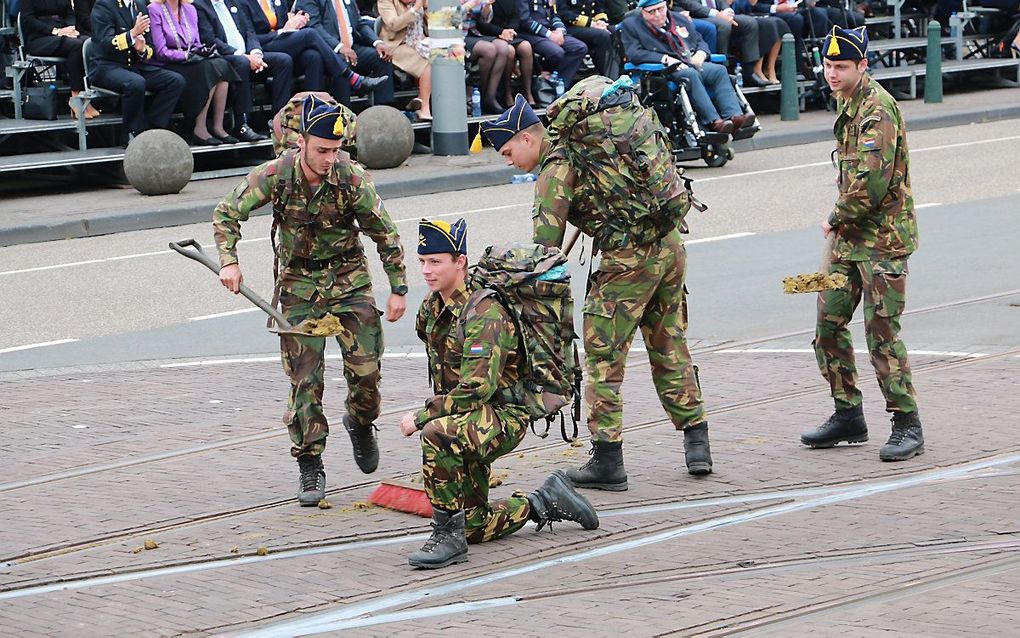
[815,257,918,413]
[420,404,532,544]
[280,291,383,458]
[583,228,707,443]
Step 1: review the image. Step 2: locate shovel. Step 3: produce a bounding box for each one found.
[170,239,325,336]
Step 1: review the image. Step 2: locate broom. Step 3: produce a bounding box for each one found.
[367,477,433,518]
[783,232,848,294]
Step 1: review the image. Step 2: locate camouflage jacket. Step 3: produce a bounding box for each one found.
[413,281,526,428]
[830,74,918,262]
[213,149,407,301]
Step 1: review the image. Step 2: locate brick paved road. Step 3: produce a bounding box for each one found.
[2,324,1019,637]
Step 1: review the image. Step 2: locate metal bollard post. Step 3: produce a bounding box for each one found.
[429,0,469,155]
[924,21,943,104]
[780,33,799,121]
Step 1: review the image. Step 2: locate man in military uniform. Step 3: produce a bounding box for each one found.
[555,0,614,76]
[213,97,408,505]
[481,92,712,491]
[518,0,590,88]
[89,0,186,140]
[800,26,924,461]
[399,218,598,569]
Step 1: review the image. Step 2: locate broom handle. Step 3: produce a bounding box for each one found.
[820,231,836,273]
[563,228,582,257]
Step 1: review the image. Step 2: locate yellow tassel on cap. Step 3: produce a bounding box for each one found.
[827,36,841,57]
[470,129,482,153]
[333,117,345,137]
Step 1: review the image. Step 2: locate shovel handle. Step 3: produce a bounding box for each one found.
[169,239,294,331]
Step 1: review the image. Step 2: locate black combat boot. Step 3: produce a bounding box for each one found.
[296,454,325,506]
[408,509,469,569]
[800,405,869,448]
[565,440,628,491]
[683,422,713,475]
[880,412,925,461]
[343,414,379,474]
[528,470,600,531]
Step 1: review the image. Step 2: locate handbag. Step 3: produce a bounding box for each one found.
[23,84,59,120]
[532,75,558,107]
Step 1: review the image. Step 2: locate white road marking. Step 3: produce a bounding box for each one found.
[716,348,985,358]
[915,202,942,209]
[2,133,1015,277]
[188,308,260,321]
[0,339,79,354]
[687,232,755,244]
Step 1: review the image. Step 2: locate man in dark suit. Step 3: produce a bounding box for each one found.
[89,0,186,140]
[295,0,394,104]
[195,0,290,139]
[622,0,751,134]
[243,0,385,105]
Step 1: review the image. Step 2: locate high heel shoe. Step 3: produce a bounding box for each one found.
[1011,43,1020,59]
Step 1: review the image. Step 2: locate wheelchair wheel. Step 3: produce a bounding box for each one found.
[702,143,729,168]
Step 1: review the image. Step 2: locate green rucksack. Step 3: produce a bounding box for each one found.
[544,75,701,250]
[462,243,582,442]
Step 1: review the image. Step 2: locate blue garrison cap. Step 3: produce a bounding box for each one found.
[636,0,666,7]
[418,218,467,255]
[301,97,350,140]
[822,26,868,61]
[480,94,541,151]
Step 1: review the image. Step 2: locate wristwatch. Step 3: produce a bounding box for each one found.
[391,285,408,296]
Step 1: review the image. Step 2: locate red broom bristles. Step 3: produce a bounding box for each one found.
[368,480,433,518]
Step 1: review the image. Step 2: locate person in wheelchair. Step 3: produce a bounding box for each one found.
[621,0,753,135]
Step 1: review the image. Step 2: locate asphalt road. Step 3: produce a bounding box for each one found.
[2,119,1018,372]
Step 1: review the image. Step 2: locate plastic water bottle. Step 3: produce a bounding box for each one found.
[471,87,481,117]
[734,63,743,88]
[949,12,959,39]
[553,72,565,97]
[510,173,537,184]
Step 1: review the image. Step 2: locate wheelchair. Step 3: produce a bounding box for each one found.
[616,39,760,167]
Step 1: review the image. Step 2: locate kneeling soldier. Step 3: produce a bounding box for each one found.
[399,218,599,569]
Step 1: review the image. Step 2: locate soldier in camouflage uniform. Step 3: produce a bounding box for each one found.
[214,98,409,505]
[800,27,924,461]
[481,90,712,491]
[399,218,598,569]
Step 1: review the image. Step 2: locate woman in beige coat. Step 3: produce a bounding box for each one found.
[378,0,431,120]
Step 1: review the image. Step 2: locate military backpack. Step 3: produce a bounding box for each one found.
[545,75,701,250]
[461,243,582,442]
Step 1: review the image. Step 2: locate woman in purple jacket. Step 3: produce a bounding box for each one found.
[148,0,241,144]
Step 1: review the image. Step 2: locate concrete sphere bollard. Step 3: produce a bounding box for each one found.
[355,105,414,169]
[123,130,194,196]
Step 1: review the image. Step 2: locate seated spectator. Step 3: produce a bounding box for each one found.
[194,0,291,138]
[748,0,830,76]
[296,0,395,106]
[21,0,100,117]
[148,0,242,145]
[88,0,186,140]
[674,0,769,86]
[814,0,865,29]
[622,0,753,134]
[464,0,536,110]
[733,0,791,84]
[242,0,380,105]
[518,0,589,88]
[555,0,614,76]
[378,0,431,120]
